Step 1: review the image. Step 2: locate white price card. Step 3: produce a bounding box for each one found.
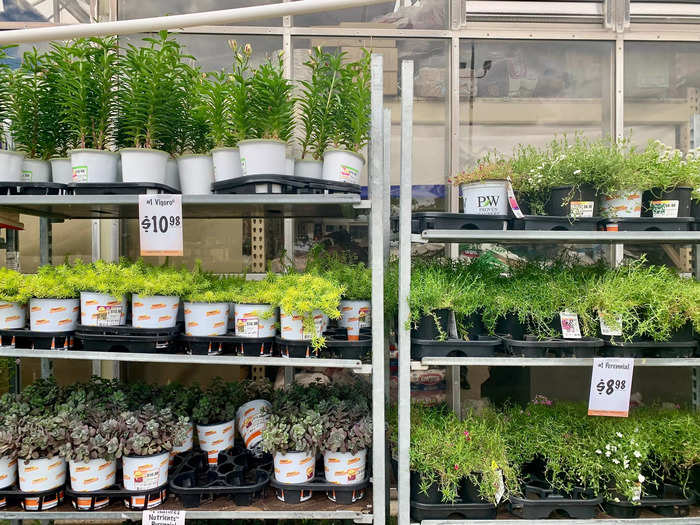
[588,358,634,417]
[139,194,183,256]
[142,509,185,525]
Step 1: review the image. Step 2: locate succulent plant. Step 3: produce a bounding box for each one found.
[17,412,71,460]
[241,378,273,404]
[154,382,201,418]
[62,376,128,415]
[260,408,323,455]
[60,408,123,463]
[319,399,372,455]
[15,376,64,417]
[0,412,20,459]
[192,378,243,426]
[120,404,190,457]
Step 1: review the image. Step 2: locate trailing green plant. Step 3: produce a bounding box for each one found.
[125,260,195,297]
[319,399,371,454]
[120,404,190,456]
[627,140,700,193]
[191,377,243,425]
[233,274,280,306]
[328,50,370,153]
[305,246,371,301]
[0,267,29,304]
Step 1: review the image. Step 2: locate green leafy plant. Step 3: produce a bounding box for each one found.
[120,404,190,456]
[200,69,237,149]
[246,52,294,142]
[62,376,128,415]
[23,264,80,299]
[153,382,201,418]
[229,41,253,143]
[191,377,243,425]
[451,152,514,186]
[180,67,214,155]
[319,399,371,454]
[627,140,700,194]
[0,45,16,149]
[125,260,195,298]
[261,404,322,454]
[240,378,273,404]
[0,267,29,304]
[328,50,370,153]
[18,412,71,460]
[0,411,20,459]
[305,245,371,301]
[60,407,123,462]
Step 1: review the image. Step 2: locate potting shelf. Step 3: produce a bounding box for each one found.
[415,229,700,244]
[0,193,366,219]
[414,518,700,525]
[411,357,700,368]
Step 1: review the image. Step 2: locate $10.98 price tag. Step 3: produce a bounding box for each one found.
[588,357,634,417]
[139,194,183,256]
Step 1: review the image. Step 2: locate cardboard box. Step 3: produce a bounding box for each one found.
[341,46,398,71]
[384,71,398,96]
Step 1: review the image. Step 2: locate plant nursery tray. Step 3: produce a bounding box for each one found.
[409,500,498,521]
[75,324,180,337]
[601,340,697,358]
[74,331,179,353]
[275,336,319,358]
[509,484,603,519]
[67,182,181,195]
[599,217,695,232]
[411,212,510,234]
[0,485,66,511]
[503,336,604,358]
[511,215,601,231]
[0,328,74,350]
[323,335,372,360]
[603,484,695,519]
[64,483,168,511]
[411,336,504,359]
[269,476,370,505]
[212,175,361,195]
[179,334,275,356]
[0,181,67,195]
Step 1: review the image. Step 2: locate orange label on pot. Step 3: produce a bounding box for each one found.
[205,430,216,436]
[158,315,172,322]
[73,306,79,312]
[151,303,166,310]
[213,321,225,328]
[282,326,292,331]
[138,315,151,321]
[348,457,361,464]
[133,302,144,307]
[188,322,199,327]
[75,466,89,472]
[23,466,38,472]
[184,309,191,314]
[328,458,340,463]
[49,461,62,470]
[286,471,300,477]
[335,470,347,476]
[4,315,19,322]
[244,407,255,416]
[279,459,292,465]
[211,439,224,445]
[98,462,112,470]
[0,304,11,310]
[50,306,66,313]
[300,457,313,465]
[33,477,47,484]
[206,310,221,316]
[35,319,49,325]
[107,301,121,306]
[85,300,98,306]
[223,426,232,433]
[31,306,41,312]
[58,319,73,325]
[84,477,98,484]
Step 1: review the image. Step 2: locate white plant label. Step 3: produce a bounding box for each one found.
[339,164,359,182]
[302,316,325,340]
[569,201,594,218]
[600,315,622,336]
[143,509,185,525]
[72,165,88,182]
[650,200,679,218]
[243,317,259,337]
[96,305,121,327]
[21,170,31,182]
[139,194,183,257]
[494,468,505,503]
[559,312,581,339]
[505,178,524,218]
[588,358,634,417]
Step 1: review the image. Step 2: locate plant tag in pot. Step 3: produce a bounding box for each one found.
[505,178,524,219]
[96,305,122,327]
[559,312,581,339]
[143,509,185,525]
[492,463,505,503]
[600,315,622,336]
[73,165,88,182]
[588,357,633,417]
[241,317,259,337]
[570,201,594,218]
[650,200,679,218]
[302,315,324,340]
[632,482,642,502]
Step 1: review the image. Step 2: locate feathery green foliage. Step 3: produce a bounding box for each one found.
[246,52,294,142]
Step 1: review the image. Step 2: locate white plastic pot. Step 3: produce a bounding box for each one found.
[70,149,118,183]
[80,292,127,327]
[212,147,242,182]
[460,180,510,215]
[600,190,643,218]
[238,139,287,176]
[339,300,371,341]
[50,157,72,185]
[323,449,367,502]
[132,294,179,329]
[234,304,277,338]
[165,157,180,190]
[69,458,116,510]
[196,420,235,466]
[0,456,17,490]
[178,154,213,194]
[29,298,80,332]
[322,149,364,184]
[279,308,325,341]
[22,159,51,183]
[19,457,66,510]
[0,301,26,329]
[120,148,168,184]
[285,157,295,176]
[122,452,169,509]
[184,302,229,336]
[273,451,315,501]
[295,159,322,179]
[0,150,24,182]
[236,399,271,450]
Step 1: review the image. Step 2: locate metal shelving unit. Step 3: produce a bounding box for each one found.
[412,357,700,368]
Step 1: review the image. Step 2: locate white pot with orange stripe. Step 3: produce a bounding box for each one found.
[234,304,277,338]
[169,423,194,466]
[0,456,16,508]
[279,308,326,341]
[29,298,80,332]
[196,420,234,466]
[323,449,367,484]
[122,452,169,509]
[132,294,179,329]
[80,292,127,327]
[339,300,371,340]
[236,399,270,450]
[184,302,229,336]
[19,457,66,509]
[0,301,26,329]
[273,451,315,501]
[69,458,116,510]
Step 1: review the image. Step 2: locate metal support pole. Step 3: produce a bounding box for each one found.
[397,59,413,525]
[39,218,53,379]
[383,108,392,404]
[369,53,386,525]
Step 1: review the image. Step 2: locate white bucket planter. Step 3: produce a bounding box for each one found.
[600,190,643,218]
[280,308,325,341]
[22,159,51,183]
[29,298,79,332]
[50,157,72,185]
[132,294,179,329]
[69,458,116,510]
[323,449,367,502]
[196,420,234,466]
[70,149,118,183]
[460,180,510,215]
[295,159,322,179]
[238,139,287,176]
[285,157,295,176]
[0,301,26,329]
[123,452,169,509]
[212,147,242,182]
[120,148,168,184]
[322,149,364,185]
[184,302,228,336]
[165,157,180,190]
[19,457,66,510]
[236,399,271,450]
[80,292,127,327]
[0,456,17,489]
[274,451,315,501]
[178,154,213,194]
[339,300,371,340]
[234,304,277,338]
[0,151,24,182]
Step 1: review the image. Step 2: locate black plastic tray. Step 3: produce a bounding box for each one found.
[65,483,168,511]
[75,331,179,353]
[0,182,66,195]
[269,475,369,505]
[512,215,601,231]
[503,336,604,358]
[212,175,361,195]
[410,500,498,520]
[75,324,180,337]
[411,336,503,359]
[0,328,74,350]
[602,340,697,358]
[600,217,694,232]
[604,484,695,519]
[509,484,603,519]
[0,485,65,511]
[411,212,510,234]
[67,182,181,195]
[179,334,275,356]
[275,336,319,358]
[324,335,371,360]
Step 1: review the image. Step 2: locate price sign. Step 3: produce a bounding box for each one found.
[139,194,183,256]
[142,509,185,525]
[588,358,634,417]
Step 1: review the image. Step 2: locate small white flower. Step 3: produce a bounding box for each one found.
[633,451,641,458]
[605,444,611,450]
[573,169,581,175]
[612,445,618,452]
[616,432,623,438]
[605,451,611,457]
[638,474,645,483]
[614,497,620,503]
[613,459,620,464]
[595,449,602,454]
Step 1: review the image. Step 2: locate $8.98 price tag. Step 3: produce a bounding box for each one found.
[139,194,183,256]
[588,357,634,417]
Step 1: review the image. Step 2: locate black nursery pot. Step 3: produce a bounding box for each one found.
[546,184,597,217]
[496,312,526,341]
[410,471,442,504]
[693,199,700,220]
[642,186,692,217]
[460,310,486,339]
[412,309,451,340]
[459,474,489,504]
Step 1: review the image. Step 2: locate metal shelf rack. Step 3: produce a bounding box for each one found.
[412,357,700,368]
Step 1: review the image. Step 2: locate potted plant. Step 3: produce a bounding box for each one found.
[70,260,129,327]
[692,187,700,220]
[322,50,370,184]
[192,378,242,466]
[183,269,231,337]
[236,378,274,451]
[23,264,80,332]
[0,45,25,182]
[118,31,191,185]
[451,153,513,216]
[0,405,20,500]
[153,383,201,458]
[43,46,75,185]
[51,37,119,184]
[233,276,280,339]
[0,268,29,329]
[593,139,646,218]
[128,262,192,329]
[238,52,294,177]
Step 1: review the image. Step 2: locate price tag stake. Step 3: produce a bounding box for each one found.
[139,194,183,256]
[588,357,634,417]
[142,510,185,525]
